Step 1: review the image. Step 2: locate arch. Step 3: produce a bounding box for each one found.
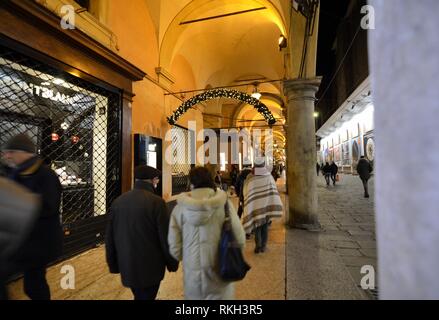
[233,95,283,127]
[159,0,287,73]
[167,89,276,125]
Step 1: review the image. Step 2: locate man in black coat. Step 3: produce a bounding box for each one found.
[322,162,331,186]
[105,165,178,300]
[356,156,373,198]
[330,161,339,186]
[1,134,63,300]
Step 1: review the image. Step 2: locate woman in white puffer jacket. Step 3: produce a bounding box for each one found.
[168,166,245,300]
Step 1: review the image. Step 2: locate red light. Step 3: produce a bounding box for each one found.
[51,133,59,141]
[71,136,80,144]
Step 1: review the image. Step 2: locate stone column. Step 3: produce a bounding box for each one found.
[369,0,439,299]
[283,78,321,229]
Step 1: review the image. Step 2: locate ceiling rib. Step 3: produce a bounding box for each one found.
[179,7,267,25]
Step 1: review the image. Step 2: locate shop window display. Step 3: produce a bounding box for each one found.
[0,46,121,254]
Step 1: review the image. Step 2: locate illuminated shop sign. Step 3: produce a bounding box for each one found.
[1,73,76,104]
[28,82,75,104]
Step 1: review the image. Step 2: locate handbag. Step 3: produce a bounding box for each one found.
[218,200,251,281]
[336,174,340,181]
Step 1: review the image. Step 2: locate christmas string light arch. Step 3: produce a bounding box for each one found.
[167,89,277,126]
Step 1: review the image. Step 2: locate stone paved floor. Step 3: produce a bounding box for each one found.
[7,174,376,300]
[286,173,376,300]
[318,174,377,292]
[7,190,287,300]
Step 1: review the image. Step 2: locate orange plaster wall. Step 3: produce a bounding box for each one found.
[170,54,197,93]
[106,0,159,76]
[104,1,205,198]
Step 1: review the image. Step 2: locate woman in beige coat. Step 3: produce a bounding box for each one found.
[168,167,245,300]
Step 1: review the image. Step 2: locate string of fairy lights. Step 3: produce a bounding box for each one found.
[166,88,277,126]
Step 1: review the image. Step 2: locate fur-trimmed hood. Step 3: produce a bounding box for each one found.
[176,188,227,226]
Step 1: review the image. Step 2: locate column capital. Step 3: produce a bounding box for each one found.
[283,77,322,102]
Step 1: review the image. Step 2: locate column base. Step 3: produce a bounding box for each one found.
[288,211,321,231]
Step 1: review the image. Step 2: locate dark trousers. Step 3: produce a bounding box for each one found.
[0,284,6,300]
[324,174,330,186]
[0,262,50,300]
[361,178,370,197]
[0,273,7,300]
[0,261,8,300]
[131,284,160,300]
[254,223,269,250]
[331,173,337,185]
[23,267,50,300]
[237,204,243,219]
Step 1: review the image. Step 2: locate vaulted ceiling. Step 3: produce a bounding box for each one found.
[146,0,293,158]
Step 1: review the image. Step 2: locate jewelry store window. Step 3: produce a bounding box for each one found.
[0,45,122,255]
[170,125,195,196]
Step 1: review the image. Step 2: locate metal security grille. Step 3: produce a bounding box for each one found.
[0,46,121,234]
[171,125,194,195]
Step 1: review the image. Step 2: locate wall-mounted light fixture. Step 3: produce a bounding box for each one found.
[278,34,287,50]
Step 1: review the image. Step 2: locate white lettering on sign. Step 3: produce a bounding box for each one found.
[0,74,75,104]
[28,83,75,104]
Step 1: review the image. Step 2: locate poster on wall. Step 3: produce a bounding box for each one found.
[323,149,329,163]
[329,148,334,162]
[351,139,361,168]
[334,146,341,163]
[317,151,323,165]
[342,142,350,166]
[363,132,375,166]
[352,140,360,162]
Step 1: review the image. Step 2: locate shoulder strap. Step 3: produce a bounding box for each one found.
[224,199,230,218]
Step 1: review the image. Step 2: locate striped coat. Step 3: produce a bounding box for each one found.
[242,172,283,234]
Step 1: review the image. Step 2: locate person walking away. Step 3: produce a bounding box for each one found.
[271,165,280,182]
[330,161,339,185]
[356,156,373,198]
[105,165,179,300]
[234,165,252,219]
[1,134,63,300]
[230,165,239,193]
[0,177,40,300]
[316,162,320,176]
[322,162,331,186]
[242,160,283,254]
[168,167,245,300]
